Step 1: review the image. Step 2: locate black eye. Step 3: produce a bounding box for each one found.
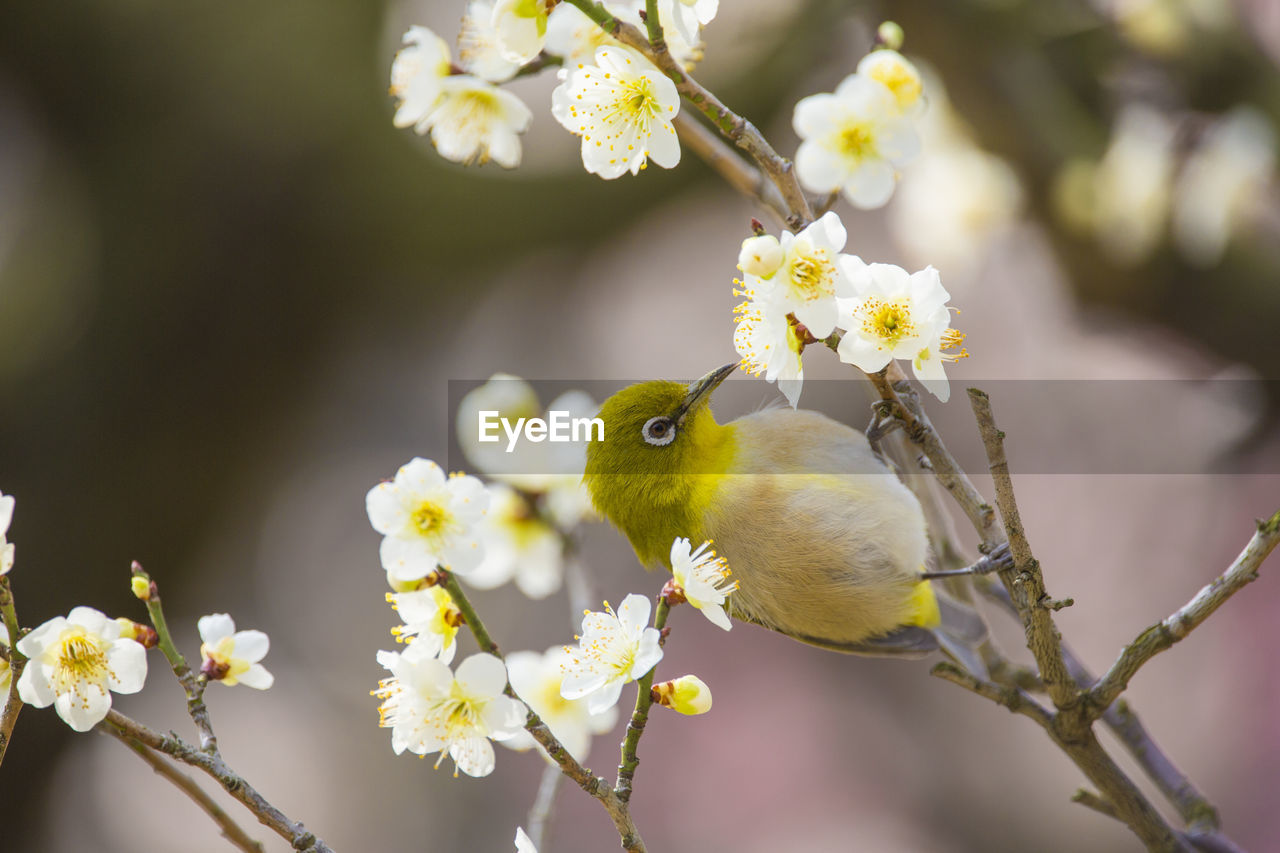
[642,416,676,446]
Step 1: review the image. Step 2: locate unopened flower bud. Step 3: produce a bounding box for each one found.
[130,575,152,601]
[876,20,905,51]
[652,674,712,715]
[738,235,783,278]
[115,617,158,648]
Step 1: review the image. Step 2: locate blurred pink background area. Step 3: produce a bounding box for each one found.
[1,0,1278,851]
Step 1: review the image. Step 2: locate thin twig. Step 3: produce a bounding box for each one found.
[1073,789,1121,821]
[131,561,217,751]
[102,726,265,853]
[438,571,647,853]
[672,113,789,226]
[525,763,565,853]
[967,389,1076,709]
[614,599,669,802]
[931,661,1052,726]
[0,577,26,766]
[103,710,333,852]
[512,51,562,79]
[966,390,1191,852]
[1089,510,1280,715]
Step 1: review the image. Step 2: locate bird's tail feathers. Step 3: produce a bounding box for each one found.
[930,592,990,678]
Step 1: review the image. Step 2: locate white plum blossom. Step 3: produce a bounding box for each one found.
[366,458,489,584]
[465,485,565,599]
[515,827,538,853]
[197,614,274,689]
[459,0,522,83]
[661,0,718,44]
[669,538,737,631]
[0,490,13,575]
[456,376,599,530]
[373,647,527,777]
[561,594,663,714]
[503,646,617,761]
[16,606,147,732]
[836,261,965,402]
[390,26,452,133]
[793,73,921,209]
[855,49,924,115]
[422,75,533,168]
[552,46,681,179]
[492,0,553,64]
[747,212,854,339]
[652,674,712,715]
[387,585,462,663]
[734,284,805,408]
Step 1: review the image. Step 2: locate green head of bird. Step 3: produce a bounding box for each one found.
[584,363,739,568]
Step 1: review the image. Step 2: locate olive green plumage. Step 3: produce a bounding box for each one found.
[585,364,985,660]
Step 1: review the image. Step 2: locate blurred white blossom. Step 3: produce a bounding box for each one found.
[366,458,489,584]
[492,0,553,64]
[552,46,680,179]
[661,0,718,44]
[466,485,565,598]
[387,586,461,663]
[793,71,921,209]
[198,614,274,690]
[17,606,147,731]
[1173,106,1276,267]
[456,375,598,530]
[889,75,1022,274]
[459,0,523,83]
[503,645,617,760]
[425,76,534,168]
[561,594,663,714]
[390,26,452,133]
[373,647,526,777]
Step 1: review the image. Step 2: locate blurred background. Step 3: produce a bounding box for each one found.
[1,0,1279,850]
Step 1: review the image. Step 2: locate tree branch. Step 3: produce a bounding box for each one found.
[131,561,217,752]
[525,763,564,853]
[967,389,1076,709]
[931,661,1052,726]
[672,112,790,226]
[102,711,333,852]
[614,599,668,802]
[102,725,265,853]
[1089,510,1280,715]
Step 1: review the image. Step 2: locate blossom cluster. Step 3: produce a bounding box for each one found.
[0,493,276,733]
[734,211,967,407]
[366,449,728,775]
[389,1,717,175]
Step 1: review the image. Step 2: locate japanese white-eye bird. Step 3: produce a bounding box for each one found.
[584,363,986,663]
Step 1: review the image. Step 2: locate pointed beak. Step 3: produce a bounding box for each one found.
[675,362,739,422]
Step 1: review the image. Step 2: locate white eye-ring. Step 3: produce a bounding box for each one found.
[642,416,677,446]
